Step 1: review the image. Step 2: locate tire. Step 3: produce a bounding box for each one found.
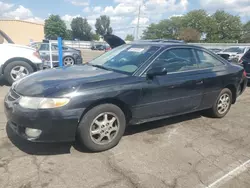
[63,56,75,66]
[77,104,126,152]
[3,61,34,85]
[208,88,232,118]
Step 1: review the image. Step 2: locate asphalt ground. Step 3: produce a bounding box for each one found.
[1,51,250,188]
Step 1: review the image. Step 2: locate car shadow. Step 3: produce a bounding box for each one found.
[6,124,73,155]
[7,112,202,155]
[0,76,10,86]
[124,112,201,136]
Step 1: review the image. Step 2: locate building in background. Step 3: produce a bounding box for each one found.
[0,20,44,45]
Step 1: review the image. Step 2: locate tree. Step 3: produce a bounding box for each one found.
[125,34,134,41]
[65,29,73,40]
[95,15,113,36]
[241,21,250,43]
[181,10,212,33]
[71,17,93,41]
[179,28,201,42]
[44,15,67,40]
[210,11,242,42]
[142,16,184,40]
[92,33,100,41]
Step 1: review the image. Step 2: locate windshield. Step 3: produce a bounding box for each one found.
[223,47,245,53]
[89,44,160,74]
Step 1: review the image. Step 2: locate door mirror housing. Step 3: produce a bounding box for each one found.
[146,67,167,79]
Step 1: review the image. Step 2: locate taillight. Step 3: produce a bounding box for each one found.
[243,70,247,77]
[33,51,41,59]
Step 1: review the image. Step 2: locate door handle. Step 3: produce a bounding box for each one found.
[196,80,203,85]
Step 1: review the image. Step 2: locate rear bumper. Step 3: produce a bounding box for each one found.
[238,76,248,97]
[246,73,250,80]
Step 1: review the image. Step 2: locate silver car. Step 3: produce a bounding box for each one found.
[30,42,83,68]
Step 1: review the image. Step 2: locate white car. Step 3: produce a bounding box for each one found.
[0,30,43,84]
[217,46,250,62]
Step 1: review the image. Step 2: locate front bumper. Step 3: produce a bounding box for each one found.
[4,91,84,142]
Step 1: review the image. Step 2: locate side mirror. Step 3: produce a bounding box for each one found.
[146,67,167,79]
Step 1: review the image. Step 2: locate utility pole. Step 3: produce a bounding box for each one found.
[136,4,141,40]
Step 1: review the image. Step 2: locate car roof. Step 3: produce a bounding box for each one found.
[129,41,206,50]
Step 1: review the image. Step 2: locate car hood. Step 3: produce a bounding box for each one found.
[13,65,128,97]
[103,34,126,48]
[3,43,36,51]
[217,52,240,56]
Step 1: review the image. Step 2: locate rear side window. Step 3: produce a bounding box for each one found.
[196,50,224,68]
[39,44,49,51]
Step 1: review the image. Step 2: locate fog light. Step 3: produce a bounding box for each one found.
[25,128,42,138]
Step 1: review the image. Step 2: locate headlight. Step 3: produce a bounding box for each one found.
[19,97,70,109]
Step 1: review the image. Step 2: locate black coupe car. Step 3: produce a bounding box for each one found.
[240,49,250,80]
[4,35,248,152]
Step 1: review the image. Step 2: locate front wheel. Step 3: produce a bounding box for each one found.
[77,104,126,152]
[3,61,34,85]
[208,88,232,118]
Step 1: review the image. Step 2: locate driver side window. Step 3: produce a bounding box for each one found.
[149,48,198,73]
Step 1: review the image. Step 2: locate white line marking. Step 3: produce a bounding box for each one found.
[207,159,250,188]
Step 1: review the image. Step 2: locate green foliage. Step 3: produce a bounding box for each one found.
[44,15,67,40]
[92,33,100,41]
[179,28,201,42]
[65,29,73,40]
[71,17,93,41]
[125,34,134,41]
[241,21,250,43]
[95,15,113,36]
[209,10,242,42]
[142,10,246,43]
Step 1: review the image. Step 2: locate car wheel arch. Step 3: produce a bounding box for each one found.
[225,84,237,104]
[63,56,75,61]
[2,57,36,73]
[78,98,132,126]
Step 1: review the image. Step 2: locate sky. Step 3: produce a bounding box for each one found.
[0,0,250,38]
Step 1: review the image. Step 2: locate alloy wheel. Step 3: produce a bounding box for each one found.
[90,112,120,145]
[63,57,74,66]
[217,93,230,114]
[10,66,29,81]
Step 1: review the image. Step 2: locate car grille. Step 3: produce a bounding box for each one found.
[7,89,20,102]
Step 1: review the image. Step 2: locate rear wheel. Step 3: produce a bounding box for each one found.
[208,88,232,118]
[77,104,126,152]
[63,56,75,66]
[3,61,34,85]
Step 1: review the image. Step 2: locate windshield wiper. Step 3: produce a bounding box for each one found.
[91,64,112,71]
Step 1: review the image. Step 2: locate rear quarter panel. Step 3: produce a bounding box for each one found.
[200,63,243,109]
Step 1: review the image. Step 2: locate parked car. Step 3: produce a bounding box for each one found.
[208,48,222,53]
[30,42,82,68]
[217,46,250,62]
[91,44,111,51]
[0,30,43,84]
[239,49,250,80]
[4,34,247,152]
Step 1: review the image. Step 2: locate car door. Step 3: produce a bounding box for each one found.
[132,48,204,119]
[39,43,50,62]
